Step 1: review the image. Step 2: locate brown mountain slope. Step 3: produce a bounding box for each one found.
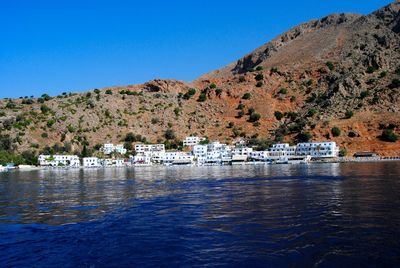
[0,1,399,157]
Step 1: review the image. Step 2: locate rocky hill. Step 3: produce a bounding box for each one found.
[1,1,399,161]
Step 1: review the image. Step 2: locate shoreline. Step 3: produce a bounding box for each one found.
[2,157,399,173]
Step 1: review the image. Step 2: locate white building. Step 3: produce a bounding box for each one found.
[183,136,205,147]
[83,157,102,168]
[135,144,165,153]
[101,143,127,155]
[296,141,339,158]
[193,142,233,164]
[38,155,80,167]
[131,154,152,165]
[101,159,125,167]
[162,152,193,165]
[232,147,253,156]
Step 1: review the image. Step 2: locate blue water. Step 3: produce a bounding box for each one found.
[1,163,400,267]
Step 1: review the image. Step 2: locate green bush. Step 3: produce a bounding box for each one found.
[164,129,176,140]
[105,89,112,95]
[380,129,398,142]
[183,88,196,99]
[40,104,51,114]
[359,91,369,99]
[326,61,334,71]
[256,81,263,87]
[255,74,264,81]
[307,108,317,117]
[236,110,244,118]
[41,132,48,138]
[237,103,245,110]
[390,79,400,88]
[345,110,354,119]
[239,76,246,82]
[278,88,287,94]
[274,111,283,120]
[249,112,261,122]
[256,66,263,71]
[331,127,341,137]
[379,71,387,78]
[296,132,312,142]
[209,83,217,89]
[215,88,223,96]
[227,122,234,128]
[366,66,376,74]
[242,93,251,100]
[197,93,207,102]
[348,131,357,138]
[5,102,16,109]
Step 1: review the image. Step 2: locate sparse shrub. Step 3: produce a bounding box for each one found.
[255,74,264,81]
[41,132,48,138]
[239,76,246,82]
[278,88,287,94]
[249,112,261,122]
[359,91,369,99]
[296,132,312,142]
[247,107,255,115]
[345,110,354,119]
[151,118,160,124]
[215,88,223,96]
[5,102,16,109]
[270,67,279,73]
[274,111,283,121]
[307,108,317,117]
[242,93,251,100]
[256,66,263,71]
[174,108,181,116]
[183,88,196,100]
[40,104,51,114]
[236,110,244,118]
[227,122,234,128]
[390,78,400,88]
[256,81,263,87]
[105,89,112,95]
[94,89,100,94]
[331,127,341,137]
[366,66,376,74]
[164,129,176,140]
[380,129,398,142]
[379,71,387,78]
[396,67,400,75]
[290,96,296,102]
[326,61,334,71]
[197,93,207,102]
[348,131,357,138]
[209,83,217,89]
[237,103,245,110]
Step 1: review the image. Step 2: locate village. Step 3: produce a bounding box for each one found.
[37,136,344,168]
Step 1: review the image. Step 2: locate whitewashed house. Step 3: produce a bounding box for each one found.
[38,155,80,167]
[134,144,166,163]
[183,136,205,147]
[268,143,297,163]
[162,152,193,165]
[83,157,101,168]
[296,142,339,158]
[101,143,127,155]
[101,159,125,167]
[131,154,152,165]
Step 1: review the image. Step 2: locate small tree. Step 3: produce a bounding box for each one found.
[239,76,246,82]
[105,89,113,95]
[256,81,263,87]
[331,127,341,137]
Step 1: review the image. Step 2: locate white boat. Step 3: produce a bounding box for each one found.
[0,166,6,172]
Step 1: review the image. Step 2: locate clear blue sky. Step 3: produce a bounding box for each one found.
[0,0,394,98]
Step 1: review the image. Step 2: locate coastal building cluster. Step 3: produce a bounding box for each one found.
[37,137,340,168]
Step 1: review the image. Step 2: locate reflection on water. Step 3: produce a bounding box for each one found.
[1,162,400,267]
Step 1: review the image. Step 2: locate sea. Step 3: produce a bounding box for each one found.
[1,162,399,267]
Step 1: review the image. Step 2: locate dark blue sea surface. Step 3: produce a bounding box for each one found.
[1,162,400,267]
